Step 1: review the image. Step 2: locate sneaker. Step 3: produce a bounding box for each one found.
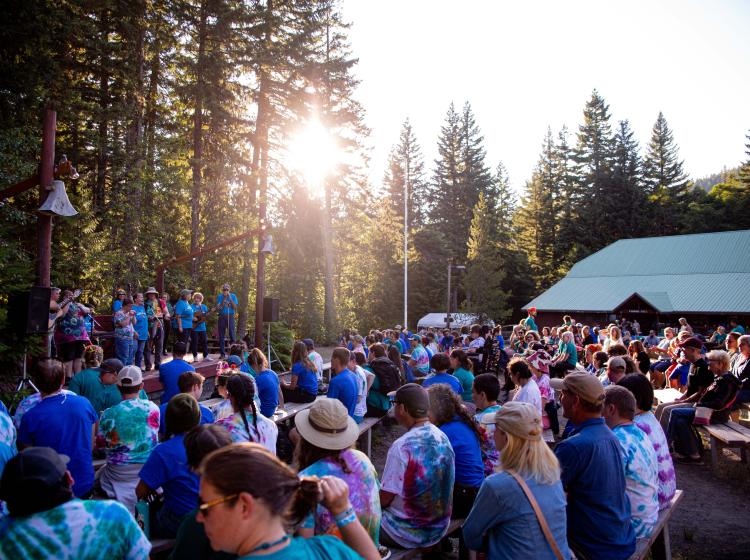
[378,546,391,560]
[204,356,213,361]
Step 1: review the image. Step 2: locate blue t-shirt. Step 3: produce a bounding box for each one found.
[132,304,149,340]
[439,419,484,487]
[159,401,214,436]
[159,359,196,403]
[18,393,98,497]
[495,335,505,349]
[174,299,194,329]
[291,362,318,396]
[255,369,280,418]
[422,373,463,395]
[139,434,199,517]
[463,472,569,560]
[555,417,635,560]
[112,299,123,313]
[327,369,359,418]
[217,293,238,316]
[191,303,208,333]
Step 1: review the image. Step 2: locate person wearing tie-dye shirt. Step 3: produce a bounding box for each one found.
[617,374,676,509]
[0,401,16,474]
[407,335,430,377]
[0,447,150,559]
[603,386,659,538]
[379,383,455,549]
[96,366,160,513]
[295,398,382,546]
[472,374,502,476]
[216,374,278,453]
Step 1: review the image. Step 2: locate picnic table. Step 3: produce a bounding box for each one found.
[201,396,320,425]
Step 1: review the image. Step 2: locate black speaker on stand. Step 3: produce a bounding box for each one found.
[8,286,52,336]
[263,298,279,322]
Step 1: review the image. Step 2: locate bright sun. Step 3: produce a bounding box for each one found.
[286,118,339,197]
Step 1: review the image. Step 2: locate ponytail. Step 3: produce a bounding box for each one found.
[228,374,258,442]
[288,477,321,527]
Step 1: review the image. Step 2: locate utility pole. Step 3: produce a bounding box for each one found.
[37,109,56,287]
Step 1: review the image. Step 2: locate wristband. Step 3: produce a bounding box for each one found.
[334,506,357,528]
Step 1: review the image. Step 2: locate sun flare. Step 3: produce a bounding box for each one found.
[286,118,339,197]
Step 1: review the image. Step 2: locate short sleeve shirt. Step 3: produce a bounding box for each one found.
[254,370,280,418]
[291,362,318,395]
[474,404,502,476]
[69,368,123,414]
[132,305,149,339]
[422,372,463,394]
[327,369,359,417]
[410,345,430,374]
[353,366,369,417]
[633,411,676,509]
[139,434,199,517]
[97,398,160,465]
[513,378,543,416]
[174,299,194,329]
[216,293,238,315]
[300,449,381,545]
[216,410,278,453]
[191,303,208,332]
[113,309,134,339]
[612,423,660,538]
[381,423,455,548]
[0,499,150,560]
[13,390,75,430]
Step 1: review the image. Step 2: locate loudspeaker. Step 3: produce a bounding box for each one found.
[263,298,279,322]
[8,286,52,336]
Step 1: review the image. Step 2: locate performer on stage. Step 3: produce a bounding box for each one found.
[191,292,210,361]
[216,283,238,359]
[48,287,63,357]
[54,289,91,379]
[175,289,194,349]
[112,289,126,312]
[144,287,166,371]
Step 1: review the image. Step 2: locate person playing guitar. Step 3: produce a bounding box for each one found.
[144,287,166,371]
[190,292,210,361]
[53,289,90,379]
[216,283,238,359]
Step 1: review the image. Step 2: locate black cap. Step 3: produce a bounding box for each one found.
[166,393,201,435]
[100,358,124,373]
[388,383,429,418]
[0,447,69,499]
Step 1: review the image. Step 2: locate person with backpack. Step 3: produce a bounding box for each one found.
[365,344,402,418]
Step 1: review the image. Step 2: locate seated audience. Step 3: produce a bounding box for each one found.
[137,393,202,537]
[18,359,98,498]
[550,373,635,559]
[628,340,651,375]
[422,353,463,394]
[0,447,150,559]
[281,341,319,404]
[350,351,374,423]
[325,348,359,419]
[217,374,278,452]
[160,371,214,436]
[170,424,235,560]
[295,398,381,547]
[450,349,475,403]
[68,348,123,414]
[605,356,628,386]
[468,401,570,559]
[549,331,578,377]
[96,365,160,513]
[211,371,234,421]
[427,384,484,559]
[603,386,659,538]
[407,335,431,377]
[644,330,660,348]
[380,384,455,549]
[247,348,282,418]
[473,374,502,476]
[617,374,676,508]
[159,341,196,403]
[526,350,558,435]
[304,338,325,380]
[509,357,542,415]
[0,400,16,474]
[365,343,401,418]
[668,349,740,463]
[197,443,379,559]
[731,335,750,407]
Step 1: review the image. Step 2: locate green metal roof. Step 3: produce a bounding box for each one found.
[524,229,750,313]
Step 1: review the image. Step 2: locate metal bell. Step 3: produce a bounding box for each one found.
[261,234,275,255]
[38,180,78,217]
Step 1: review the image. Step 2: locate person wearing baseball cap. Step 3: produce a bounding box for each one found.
[549,373,635,558]
[0,447,150,558]
[112,288,127,313]
[295,398,382,547]
[69,349,121,414]
[466,402,569,559]
[137,393,202,537]
[216,283,238,359]
[523,307,538,333]
[96,365,160,513]
[605,356,628,386]
[379,384,455,550]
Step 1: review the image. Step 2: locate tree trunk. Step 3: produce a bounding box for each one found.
[94,6,109,219]
[322,11,337,342]
[190,0,208,285]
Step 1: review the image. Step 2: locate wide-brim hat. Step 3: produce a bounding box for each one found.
[295,398,359,450]
[145,287,158,295]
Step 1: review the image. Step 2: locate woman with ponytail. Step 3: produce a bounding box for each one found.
[197,443,379,560]
[217,374,278,454]
[294,398,382,549]
[247,348,282,417]
[450,349,475,403]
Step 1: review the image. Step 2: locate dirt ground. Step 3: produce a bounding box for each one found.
[365,420,750,560]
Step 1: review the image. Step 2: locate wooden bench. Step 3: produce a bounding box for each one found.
[150,537,176,557]
[699,421,750,468]
[629,489,683,560]
[389,518,471,560]
[357,416,384,457]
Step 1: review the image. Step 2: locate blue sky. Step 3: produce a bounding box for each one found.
[342,0,750,192]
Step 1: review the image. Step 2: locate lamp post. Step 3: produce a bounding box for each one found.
[445,263,466,330]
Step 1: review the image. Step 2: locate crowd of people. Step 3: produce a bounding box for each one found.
[2,300,749,559]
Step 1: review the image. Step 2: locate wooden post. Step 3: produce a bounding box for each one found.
[37,108,56,287]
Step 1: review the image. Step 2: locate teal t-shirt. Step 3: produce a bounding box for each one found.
[559,340,578,367]
[238,535,360,560]
[366,374,390,411]
[69,368,123,414]
[452,367,475,402]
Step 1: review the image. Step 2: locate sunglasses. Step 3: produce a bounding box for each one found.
[198,493,238,516]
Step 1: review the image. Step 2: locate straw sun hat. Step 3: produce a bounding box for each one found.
[295,398,360,450]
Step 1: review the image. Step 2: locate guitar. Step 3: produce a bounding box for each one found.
[48,289,82,330]
[192,306,215,327]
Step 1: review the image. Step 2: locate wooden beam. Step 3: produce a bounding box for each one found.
[0,174,39,200]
